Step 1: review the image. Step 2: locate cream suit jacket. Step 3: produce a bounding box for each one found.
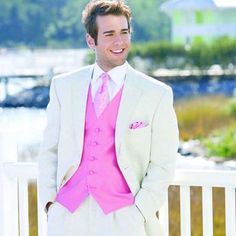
[38,64,179,236]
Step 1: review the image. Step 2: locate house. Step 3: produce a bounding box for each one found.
[160,0,236,44]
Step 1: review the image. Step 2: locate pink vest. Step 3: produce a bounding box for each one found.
[56,85,134,214]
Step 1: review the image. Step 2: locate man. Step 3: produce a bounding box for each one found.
[38,1,179,236]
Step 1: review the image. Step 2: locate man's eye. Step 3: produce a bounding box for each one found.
[105,34,113,37]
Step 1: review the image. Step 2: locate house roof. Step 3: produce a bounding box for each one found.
[160,0,236,12]
[215,0,236,8]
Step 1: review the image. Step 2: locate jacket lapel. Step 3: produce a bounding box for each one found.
[115,65,143,156]
[71,66,93,161]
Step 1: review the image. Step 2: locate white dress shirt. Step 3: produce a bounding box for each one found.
[91,61,128,101]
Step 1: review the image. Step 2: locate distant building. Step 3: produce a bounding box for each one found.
[160,0,236,44]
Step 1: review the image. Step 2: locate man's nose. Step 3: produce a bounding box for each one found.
[113,35,123,45]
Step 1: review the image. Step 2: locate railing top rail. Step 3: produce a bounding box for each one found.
[174,168,236,188]
[1,162,38,179]
[1,162,236,188]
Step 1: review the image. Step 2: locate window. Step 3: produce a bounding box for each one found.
[195,11,204,24]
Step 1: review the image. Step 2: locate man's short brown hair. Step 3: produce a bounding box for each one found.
[82,0,132,45]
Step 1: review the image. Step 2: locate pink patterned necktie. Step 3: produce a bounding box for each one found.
[94,72,110,117]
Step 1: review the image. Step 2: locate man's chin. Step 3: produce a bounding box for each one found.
[113,58,127,66]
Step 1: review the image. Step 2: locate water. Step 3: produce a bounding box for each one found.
[0,107,46,161]
[0,107,46,144]
[1,74,236,108]
[166,75,236,100]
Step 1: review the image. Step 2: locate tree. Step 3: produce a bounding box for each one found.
[0,0,171,48]
[127,0,170,42]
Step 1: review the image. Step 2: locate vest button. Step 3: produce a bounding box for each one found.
[89,156,96,161]
[90,186,97,189]
[95,128,101,133]
[90,141,98,146]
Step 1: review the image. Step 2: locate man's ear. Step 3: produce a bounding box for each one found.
[86,34,96,49]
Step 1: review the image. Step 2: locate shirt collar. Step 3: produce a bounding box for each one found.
[93,61,128,86]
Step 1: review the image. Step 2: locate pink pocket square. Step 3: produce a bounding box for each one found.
[129,121,148,129]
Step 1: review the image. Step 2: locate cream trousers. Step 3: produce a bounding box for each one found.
[47,195,147,236]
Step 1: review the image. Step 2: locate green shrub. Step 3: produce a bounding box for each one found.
[204,126,236,159]
[128,41,187,69]
[187,41,212,69]
[211,37,236,67]
[225,97,236,118]
[83,37,236,69]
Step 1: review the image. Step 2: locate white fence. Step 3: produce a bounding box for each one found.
[0,162,47,236]
[0,132,236,236]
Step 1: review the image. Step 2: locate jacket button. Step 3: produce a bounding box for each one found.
[89,170,95,175]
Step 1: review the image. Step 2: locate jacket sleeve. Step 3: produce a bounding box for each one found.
[135,87,179,220]
[38,78,60,211]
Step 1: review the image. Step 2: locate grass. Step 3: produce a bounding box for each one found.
[29,183,38,236]
[225,97,236,117]
[174,95,236,141]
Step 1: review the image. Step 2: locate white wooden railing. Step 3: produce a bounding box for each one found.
[159,169,236,236]
[1,162,236,236]
[0,132,236,236]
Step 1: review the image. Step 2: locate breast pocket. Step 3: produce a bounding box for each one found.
[128,125,151,143]
[122,125,151,175]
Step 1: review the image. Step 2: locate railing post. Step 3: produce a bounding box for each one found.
[202,187,213,236]
[180,185,191,236]
[159,191,169,236]
[37,181,48,236]
[0,131,19,236]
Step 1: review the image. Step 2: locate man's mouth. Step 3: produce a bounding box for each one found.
[111,49,125,54]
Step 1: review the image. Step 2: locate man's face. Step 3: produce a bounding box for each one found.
[86,14,131,71]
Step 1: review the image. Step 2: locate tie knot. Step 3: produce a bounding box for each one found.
[100,73,110,83]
